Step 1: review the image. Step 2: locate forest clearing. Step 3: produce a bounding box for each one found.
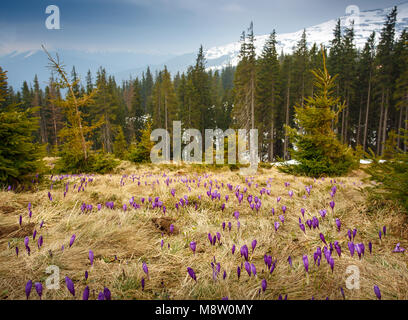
[0,162,407,300]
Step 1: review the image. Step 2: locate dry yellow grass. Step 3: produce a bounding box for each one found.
[0,163,407,300]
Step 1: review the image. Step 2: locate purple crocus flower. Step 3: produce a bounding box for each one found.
[348,242,355,257]
[352,228,357,240]
[270,260,277,274]
[274,222,280,231]
[142,262,149,277]
[261,279,267,292]
[19,215,22,226]
[319,233,327,245]
[393,243,405,253]
[237,266,241,280]
[25,280,32,300]
[330,201,335,211]
[85,271,88,280]
[335,218,341,232]
[300,208,305,217]
[228,222,232,231]
[65,276,75,296]
[340,287,345,299]
[88,250,94,266]
[379,230,382,240]
[98,292,105,300]
[34,282,42,300]
[303,255,309,273]
[141,277,145,291]
[190,241,196,254]
[233,211,239,220]
[251,263,257,276]
[24,236,29,248]
[369,241,372,254]
[347,229,352,241]
[169,224,174,234]
[288,256,292,267]
[334,242,341,257]
[251,240,257,253]
[231,244,236,255]
[329,257,334,272]
[240,245,249,261]
[383,226,386,236]
[299,223,306,234]
[187,267,197,282]
[69,234,76,248]
[103,287,111,300]
[15,246,19,257]
[83,286,90,300]
[374,285,381,300]
[279,215,285,224]
[244,261,251,276]
[208,233,213,245]
[282,206,286,214]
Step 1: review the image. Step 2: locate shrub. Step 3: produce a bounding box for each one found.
[0,67,45,187]
[364,128,408,211]
[113,127,128,160]
[54,151,119,174]
[128,120,154,163]
[279,49,357,177]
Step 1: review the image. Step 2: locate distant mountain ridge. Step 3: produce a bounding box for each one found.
[203,1,408,70]
[1,2,407,89]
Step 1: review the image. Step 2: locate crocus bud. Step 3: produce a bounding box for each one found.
[187,267,197,282]
[374,285,381,300]
[83,286,90,300]
[35,282,43,300]
[25,280,32,300]
[65,276,75,296]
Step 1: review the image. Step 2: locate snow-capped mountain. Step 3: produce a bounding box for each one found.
[204,2,408,71]
[1,2,407,89]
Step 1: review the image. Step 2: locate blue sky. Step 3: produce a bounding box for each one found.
[0,0,403,56]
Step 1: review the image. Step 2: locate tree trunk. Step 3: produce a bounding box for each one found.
[269,86,275,162]
[356,100,362,147]
[251,71,255,130]
[381,89,389,156]
[405,104,408,153]
[363,74,371,152]
[377,89,385,156]
[341,109,345,144]
[397,104,403,149]
[344,90,350,145]
[283,75,291,160]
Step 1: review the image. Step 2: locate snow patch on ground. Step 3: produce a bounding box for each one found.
[271,159,386,166]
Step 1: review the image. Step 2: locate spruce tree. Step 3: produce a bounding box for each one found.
[256,30,281,161]
[113,127,127,159]
[280,49,357,177]
[0,67,45,186]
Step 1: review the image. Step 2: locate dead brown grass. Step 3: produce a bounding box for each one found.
[0,163,407,300]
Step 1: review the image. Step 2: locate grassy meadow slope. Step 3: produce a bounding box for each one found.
[0,162,407,300]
